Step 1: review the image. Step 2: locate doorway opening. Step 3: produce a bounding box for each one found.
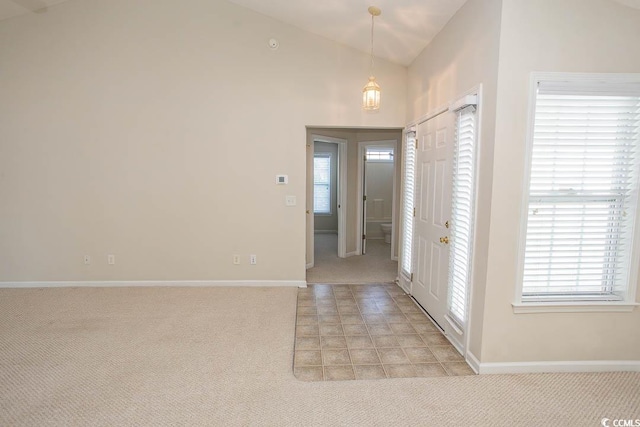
[357,141,397,261]
[305,127,402,284]
[306,135,347,269]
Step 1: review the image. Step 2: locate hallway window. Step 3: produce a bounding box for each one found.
[519,74,640,304]
[314,154,332,214]
[366,148,394,162]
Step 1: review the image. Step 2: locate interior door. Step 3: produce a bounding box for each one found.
[411,111,453,328]
[305,140,314,269]
[362,153,367,255]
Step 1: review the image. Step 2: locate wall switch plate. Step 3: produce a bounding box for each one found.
[233,255,241,265]
[250,254,257,265]
[107,254,115,265]
[285,195,296,206]
[83,255,91,265]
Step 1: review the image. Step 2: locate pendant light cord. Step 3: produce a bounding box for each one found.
[370,13,375,76]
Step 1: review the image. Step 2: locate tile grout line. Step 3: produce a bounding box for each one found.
[336,290,356,380]
[354,286,386,379]
[362,289,391,379]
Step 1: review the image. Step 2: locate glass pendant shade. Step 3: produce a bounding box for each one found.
[362,76,381,110]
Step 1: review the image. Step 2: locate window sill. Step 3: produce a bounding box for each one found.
[512,301,639,314]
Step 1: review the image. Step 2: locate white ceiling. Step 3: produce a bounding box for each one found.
[225,0,468,66]
[2,0,640,66]
[0,0,468,66]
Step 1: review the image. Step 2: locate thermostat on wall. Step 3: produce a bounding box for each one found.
[276,175,288,185]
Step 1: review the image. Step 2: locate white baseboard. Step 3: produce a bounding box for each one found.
[306,262,314,269]
[345,251,358,258]
[470,357,640,374]
[466,351,481,374]
[0,280,306,289]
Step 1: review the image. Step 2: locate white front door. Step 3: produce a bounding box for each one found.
[411,112,453,328]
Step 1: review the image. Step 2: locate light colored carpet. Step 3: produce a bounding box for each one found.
[307,234,398,283]
[1,286,639,426]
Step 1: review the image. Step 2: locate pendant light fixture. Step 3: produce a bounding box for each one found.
[362,6,381,111]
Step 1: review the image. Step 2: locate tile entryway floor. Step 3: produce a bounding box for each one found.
[293,283,475,381]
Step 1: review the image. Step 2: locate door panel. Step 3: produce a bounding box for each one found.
[434,159,446,226]
[428,242,442,299]
[306,141,314,268]
[420,163,430,222]
[411,112,453,328]
[416,236,428,292]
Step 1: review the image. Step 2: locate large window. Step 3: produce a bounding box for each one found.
[519,74,640,303]
[313,154,331,214]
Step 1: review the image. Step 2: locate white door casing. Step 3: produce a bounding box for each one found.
[306,139,315,269]
[400,91,480,358]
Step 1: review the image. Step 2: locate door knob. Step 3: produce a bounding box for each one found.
[439,236,449,244]
[306,210,310,214]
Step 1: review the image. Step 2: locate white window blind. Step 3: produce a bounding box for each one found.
[522,79,640,301]
[313,154,331,214]
[401,131,417,277]
[448,105,477,326]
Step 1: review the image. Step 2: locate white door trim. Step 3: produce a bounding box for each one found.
[452,84,483,364]
[356,140,398,257]
[306,138,314,269]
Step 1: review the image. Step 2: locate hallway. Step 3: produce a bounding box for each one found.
[306,234,398,284]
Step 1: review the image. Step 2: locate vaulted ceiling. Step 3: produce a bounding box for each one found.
[224,0,467,65]
[0,0,468,66]
[2,0,640,66]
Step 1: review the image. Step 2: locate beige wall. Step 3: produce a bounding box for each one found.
[481,0,640,362]
[0,0,407,283]
[406,0,503,358]
[407,0,640,365]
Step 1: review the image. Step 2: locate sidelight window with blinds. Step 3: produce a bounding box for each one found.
[448,102,478,327]
[400,130,417,279]
[520,74,640,303]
